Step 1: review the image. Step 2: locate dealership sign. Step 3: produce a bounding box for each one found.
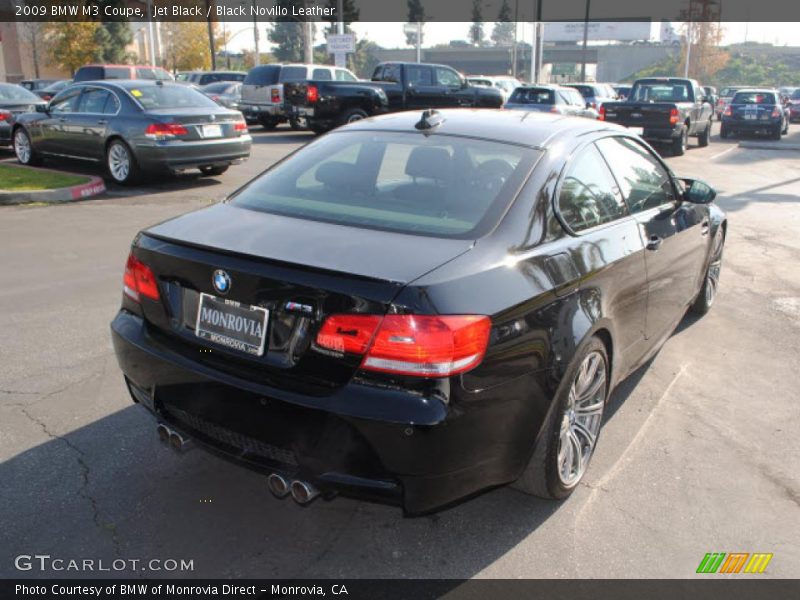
[543,21,654,42]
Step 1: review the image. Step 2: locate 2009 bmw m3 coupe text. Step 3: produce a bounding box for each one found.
[111,109,726,514]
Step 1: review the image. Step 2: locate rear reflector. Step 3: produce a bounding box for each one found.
[316,314,491,378]
[123,253,160,302]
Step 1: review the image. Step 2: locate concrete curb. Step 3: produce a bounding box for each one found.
[738,141,800,151]
[0,166,106,205]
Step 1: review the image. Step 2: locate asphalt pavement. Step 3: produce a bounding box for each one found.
[1,121,798,579]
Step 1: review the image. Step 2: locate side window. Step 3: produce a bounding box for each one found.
[77,88,112,113]
[335,69,357,82]
[312,68,332,81]
[406,66,432,86]
[435,67,461,87]
[595,137,677,213]
[103,92,121,115]
[50,90,81,114]
[557,145,628,233]
[381,64,401,83]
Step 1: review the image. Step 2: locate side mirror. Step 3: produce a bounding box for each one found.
[461,78,469,89]
[681,178,716,204]
[36,104,48,113]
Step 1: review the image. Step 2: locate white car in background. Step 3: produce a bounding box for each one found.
[467,75,522,103]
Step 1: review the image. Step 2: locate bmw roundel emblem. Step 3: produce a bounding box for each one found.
[212,269,231,295]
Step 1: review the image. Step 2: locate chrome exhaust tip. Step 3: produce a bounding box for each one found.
[267,473,290,498]
[156,423,170,443]
[168,431,191,452]
[290,480,320,505]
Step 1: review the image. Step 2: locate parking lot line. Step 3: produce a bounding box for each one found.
[710,147,737,160]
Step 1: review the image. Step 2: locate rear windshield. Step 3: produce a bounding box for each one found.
[136,67,172,81]
[731,92,776,105]
[793,89,800,100]
[630,82,691,102]
[127,84,219,110]
[567,85,595,98]
[279,66,309,82]
[720,87,745,97]
[244,65,281,86]
[508,88,554,104]
[0,83,40,102]
[105,67,132,79]
[230,131,538,239]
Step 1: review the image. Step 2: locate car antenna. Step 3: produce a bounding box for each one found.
[415,109,444,133]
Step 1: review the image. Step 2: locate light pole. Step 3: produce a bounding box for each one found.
[580,0,591,81]
[684,21,693,78]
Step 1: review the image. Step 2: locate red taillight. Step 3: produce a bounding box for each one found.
[316,314,491,378]
[0,110,10,122]
[306,84,319,104]
[42,95,52,101]
[145,122,188,139]
[723,106,732,117]
[598,106,606,121]
[123,253,160,302]
[270,87,281,103]
[669,108,679,125]
[211,95,220,102]
[770,107,781,118]
[549,106,559,113]
[234,120,248,132]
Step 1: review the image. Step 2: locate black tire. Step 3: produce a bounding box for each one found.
[698,122,711,147]
[771,126,782,141]
[199,165,229,176]
[289,117,305,131]
[339,108,368,127]
[720,124,729,139]
[692,228,725,316]
[308,122,328,136]
[259,117,278,130]
[671,126,688,156]
[13,127,42,166]
[513,336,610,499]
[106,139,140,185]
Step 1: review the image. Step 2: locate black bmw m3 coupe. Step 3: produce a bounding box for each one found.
[111,109,726,514]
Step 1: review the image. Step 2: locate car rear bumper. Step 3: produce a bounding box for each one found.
[111,310,543,514]
[133,136,251,172]
[721,118,782,132]
[0,122,11,146]
[239,103,285,120]
[639,126,683,142]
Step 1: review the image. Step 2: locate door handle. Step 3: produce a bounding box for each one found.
[701,220,710,236]
[97,119,108,125]
[646,235,662,251]
[58,117,67,122]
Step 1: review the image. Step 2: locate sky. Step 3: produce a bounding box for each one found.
[220,21,800,54]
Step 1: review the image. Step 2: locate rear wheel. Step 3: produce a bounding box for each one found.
[671,126,688,156]
[199,165,229,177]
[106,139,140,185]
[259,117,278,130]
[771,126,782,140]
[720,124,729,139]
[698,122,711,147]
[692,228,725,316]
[289,117,306,131]
[340,108,368,127]
[514,336,609,499]
[14,127,41,166]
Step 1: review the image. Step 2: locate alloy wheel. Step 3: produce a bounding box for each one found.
[108,143,130,182]
[557,350,607,487]
[14,130,31,164]
[705,232,724,307]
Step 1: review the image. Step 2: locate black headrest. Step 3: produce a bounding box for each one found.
[315,161,360,187]
[405,146,452,180]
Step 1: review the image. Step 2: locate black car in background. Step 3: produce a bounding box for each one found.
[111,109,726,514]
[19,79,57,92]
[720,89,789,139]
[33,79,72,102]
[13,81,251,184]
[787,88,800,122]
[0,83,46,148]
[282,61,504,134]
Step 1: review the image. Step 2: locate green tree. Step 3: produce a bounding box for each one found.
[491,0,514,46]
[44,22,105,75]
[98,1,134,63]
[323,0,359,35]
[469,0,484,46]
[405,0,425,46]
[268,0,313,63]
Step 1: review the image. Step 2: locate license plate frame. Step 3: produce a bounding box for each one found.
[202,124,223,138]
[195,293,269,357]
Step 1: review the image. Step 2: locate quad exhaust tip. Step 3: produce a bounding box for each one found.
[157,423,191,452]
[267,473,290,498]
[290,480,320,505]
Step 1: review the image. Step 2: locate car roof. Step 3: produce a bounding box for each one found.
[732,88,777,94]
[69,80,182,91]
[337,108,628,149]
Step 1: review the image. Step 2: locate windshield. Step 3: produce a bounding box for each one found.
[630,82,691,102]
[0,84,40,102]
[731,92,776,105]
[128,84,219,110]
[792,89,800,100]
[508,88,554,105]
[231,131,538,239]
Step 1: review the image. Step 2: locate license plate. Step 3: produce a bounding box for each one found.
[202,124,223,138]
[299,107,314,116]
[628,127,644,135]
[195,293,269,356]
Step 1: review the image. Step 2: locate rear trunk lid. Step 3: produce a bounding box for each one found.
[134,203,473,393]
[603,102,677,128]
[728,103,776,122]
[144,108,243,141]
